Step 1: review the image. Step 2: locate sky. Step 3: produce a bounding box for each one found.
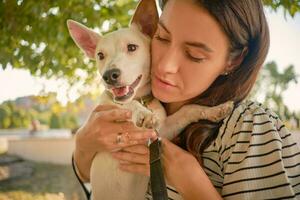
[0,8,300,111]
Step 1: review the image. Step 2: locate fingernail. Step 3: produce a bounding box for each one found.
[126,111,132,117]
[151,131,157,137]
[130,140,138,145]
[111,153,118,157]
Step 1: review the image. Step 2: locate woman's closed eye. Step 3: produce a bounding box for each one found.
[154,34,170,43]
[185,51,205,63]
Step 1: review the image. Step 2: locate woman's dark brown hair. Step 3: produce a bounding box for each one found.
[159,0,270,162]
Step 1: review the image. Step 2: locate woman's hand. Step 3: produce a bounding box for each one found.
[161,139,221,199]
[111,136,199,183]
[73,104,157,181]
[113,137,221,199]
[75,104,157,154]
[160,138,202,190]
[111,144,153,176]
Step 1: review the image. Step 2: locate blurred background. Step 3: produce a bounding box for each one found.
[0,0,300,200]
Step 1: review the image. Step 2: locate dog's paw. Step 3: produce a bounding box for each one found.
[212,101,234,121]
[143,112,159,129]
[135,111,158,129]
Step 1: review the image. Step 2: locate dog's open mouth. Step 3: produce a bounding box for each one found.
[110,75,142,101]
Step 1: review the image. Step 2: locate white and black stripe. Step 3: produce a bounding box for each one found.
[145,100,300,199]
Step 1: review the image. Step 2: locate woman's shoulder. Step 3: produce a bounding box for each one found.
[219,99,281,138]
[223,99,279,131]
[206,100,290,152]
[203,100,300,199]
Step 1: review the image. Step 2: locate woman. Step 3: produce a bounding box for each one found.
[73,0,300,199]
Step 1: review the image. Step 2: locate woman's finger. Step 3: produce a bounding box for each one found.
[119,163,150,176]
[111,151,148,164]
[122,145,149,154]
[128,130,157,141]
[105,130,156,147]
[95,108,132,122]
[92,104,119,112]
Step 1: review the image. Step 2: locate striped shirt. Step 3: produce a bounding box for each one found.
[145,100,300,199]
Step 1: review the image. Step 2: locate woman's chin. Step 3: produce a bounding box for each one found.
[152,87,175,103]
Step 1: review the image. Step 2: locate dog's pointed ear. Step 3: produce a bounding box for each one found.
[67,20,101,59]
[130,0,159,37]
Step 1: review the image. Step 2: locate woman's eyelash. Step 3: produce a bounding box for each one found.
[185,52,205,63]
[155,35,169,42]
[155,34,204,63]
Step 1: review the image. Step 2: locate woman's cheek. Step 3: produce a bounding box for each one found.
[151,39,170,64]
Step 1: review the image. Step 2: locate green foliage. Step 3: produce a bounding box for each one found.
[49,113,61,128]
[0,94,80,129]
[263,0,300,17]
[0,0,299,83]
[0,0,138,84]
[0,105,11,128]
[250,61,299,121]
[0,102,30,128]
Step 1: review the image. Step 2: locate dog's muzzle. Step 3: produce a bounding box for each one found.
[102,68,121,85]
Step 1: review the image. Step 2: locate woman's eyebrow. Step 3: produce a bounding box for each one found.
[158,20,170,34]
[158,20,213,53]
[185,41,214,53]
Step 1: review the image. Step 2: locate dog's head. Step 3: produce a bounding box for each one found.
[67,0,158,104]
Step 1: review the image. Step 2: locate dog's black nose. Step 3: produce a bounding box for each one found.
[102,68,121,85]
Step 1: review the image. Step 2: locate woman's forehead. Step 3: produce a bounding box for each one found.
[159,0,229,52]
[160,0,212,28]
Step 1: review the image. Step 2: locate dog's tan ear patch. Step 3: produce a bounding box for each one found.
[67,20,101,59]
[130,0,159,37]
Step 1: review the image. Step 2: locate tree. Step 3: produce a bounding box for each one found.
[0,0,138,84]
[250,61,299,120]
[0,93,81,129]
[0,104,12,128]
[263,0,300,16]
[0,0,299,83]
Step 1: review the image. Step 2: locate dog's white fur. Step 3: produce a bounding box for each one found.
[67,1,233,199]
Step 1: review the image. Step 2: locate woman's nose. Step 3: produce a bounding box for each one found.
[156,48,180,74]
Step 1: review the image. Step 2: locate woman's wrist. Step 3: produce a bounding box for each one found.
[176,163,222,200]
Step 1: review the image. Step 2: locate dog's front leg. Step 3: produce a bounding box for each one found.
[122,100,158,128]
[158,101,234,140]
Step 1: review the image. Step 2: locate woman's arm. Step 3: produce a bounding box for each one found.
[113,137,222,199]
[73,132,97,182]
[178,166,221,200]
[161,139,222,200]
[73,104,157,182]
[214,101,300,199]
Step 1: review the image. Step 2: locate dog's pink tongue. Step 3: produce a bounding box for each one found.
[112,86,129,97]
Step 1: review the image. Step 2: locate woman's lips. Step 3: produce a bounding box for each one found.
[154,75,176,88]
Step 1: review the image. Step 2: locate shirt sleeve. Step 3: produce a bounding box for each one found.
[216,101,300,199]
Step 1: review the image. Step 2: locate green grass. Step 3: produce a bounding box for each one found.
[0,161,86,200]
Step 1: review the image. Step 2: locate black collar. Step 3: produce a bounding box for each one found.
[136,93,154,107]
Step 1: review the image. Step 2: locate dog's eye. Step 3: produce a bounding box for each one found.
[97,52,105,60]
[127,44,138,52]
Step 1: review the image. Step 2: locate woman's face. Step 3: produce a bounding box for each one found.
[151,0,231,103]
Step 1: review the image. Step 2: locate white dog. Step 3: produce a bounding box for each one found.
[67,0,233,199]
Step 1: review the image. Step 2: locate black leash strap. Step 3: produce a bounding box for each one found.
[72,138,168,200]
[149,138,168,200]
[71,154,91,200]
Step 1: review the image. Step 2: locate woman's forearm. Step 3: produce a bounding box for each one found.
[178,166,222,200]
[73,126,97,182]
[73,147,96,182]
